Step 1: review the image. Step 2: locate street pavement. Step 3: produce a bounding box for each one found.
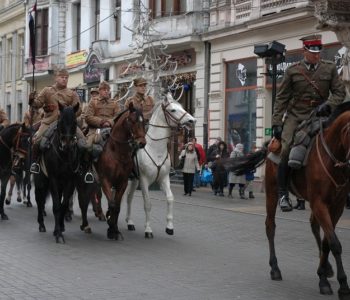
[1,183,350,300]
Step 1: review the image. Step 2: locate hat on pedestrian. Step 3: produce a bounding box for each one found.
[90,88,99,95]
[134,77,147,86]
[300,34,323,53]
[99,81,110,90]
[54,67,69,77]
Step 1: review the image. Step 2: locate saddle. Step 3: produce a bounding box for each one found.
[40,121,58,151]
[91,128,111,161]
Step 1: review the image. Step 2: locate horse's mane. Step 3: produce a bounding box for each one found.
[323,101,350,128]
[113,106,143,124]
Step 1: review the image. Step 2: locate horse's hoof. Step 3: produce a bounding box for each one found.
[338,287,350,300]
[270,269,282,281]
[165,228,174,235]
[17,197,22,203]
[43,210,47,217]
[128,224,136,231]
[65,214,72,222]
[115,232,124,241]
[145,232,154,239]
[84,227,92,234]
[320,283,333,295]
[1,214,9,221]
[26,201,33,208]
[98,214,106,222]
[39,225,46,232]
[5,199,10,205]
[107,228,115,240]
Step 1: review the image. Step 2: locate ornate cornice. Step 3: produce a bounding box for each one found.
[312,0,350,28]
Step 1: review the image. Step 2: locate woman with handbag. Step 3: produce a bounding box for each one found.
[179,142,200,196]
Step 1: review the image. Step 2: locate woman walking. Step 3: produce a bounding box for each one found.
[179,142,200,196]
[228,143,246,199]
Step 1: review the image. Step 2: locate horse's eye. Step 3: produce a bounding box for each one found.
[170,109,176,113]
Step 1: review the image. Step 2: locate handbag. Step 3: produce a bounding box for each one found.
[177,155,186,169]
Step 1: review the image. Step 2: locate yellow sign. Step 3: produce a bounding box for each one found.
[66,50,88,68]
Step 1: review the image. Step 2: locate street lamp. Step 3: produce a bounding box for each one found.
[254,41,286,110]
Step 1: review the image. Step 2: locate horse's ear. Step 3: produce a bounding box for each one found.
[73,102,80,114]
[58,101,65,112]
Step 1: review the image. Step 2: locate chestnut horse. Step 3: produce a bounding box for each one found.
[224,102,350,299]
[0,123,31,220]
[76,104,146,240]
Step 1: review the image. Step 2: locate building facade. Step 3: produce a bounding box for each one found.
[0,0,27,123]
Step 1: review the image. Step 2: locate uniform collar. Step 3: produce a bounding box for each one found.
[303,59,319,71]
[136,93,145,101]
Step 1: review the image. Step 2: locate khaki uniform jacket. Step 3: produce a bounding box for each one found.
[85,96,120,137]
[32,84,82,125]
[0,108,9,127]
[272,59,346,158]
[124,93,154,121]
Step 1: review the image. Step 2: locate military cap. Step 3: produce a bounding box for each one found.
[54,67,69,76]
[90,87,99,94]
[300,34,322,53]
[134,77,147,86]
[99,81,110,90]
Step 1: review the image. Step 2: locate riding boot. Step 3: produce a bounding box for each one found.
[30,143,41,174]
[277,159,293,212]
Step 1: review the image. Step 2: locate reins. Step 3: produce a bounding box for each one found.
[316,119,350,190]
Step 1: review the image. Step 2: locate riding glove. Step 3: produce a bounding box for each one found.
[272,125,283,140]
[316,103,332,117]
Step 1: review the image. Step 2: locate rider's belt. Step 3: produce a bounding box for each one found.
[43,103,58,112]
[301,99,322,107]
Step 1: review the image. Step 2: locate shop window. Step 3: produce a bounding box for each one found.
[225,59,257,153]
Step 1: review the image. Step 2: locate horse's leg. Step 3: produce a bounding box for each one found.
[310,213,334,278]
[16,172,22,203]
[92,184,105,221]
[139,177,153,238]
[312,200,350,298]
[25,172,33,207]
[50,182,65,243]
[5,175,15,205]
[64,193,73,222]
[34,174,47,232]
[265,161,282,280]
[0,177,9,220]
[77,180,92,234]
[158,176,174,235]
[125,179,139,231]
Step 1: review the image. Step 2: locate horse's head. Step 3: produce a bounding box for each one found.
[14,123,32,159]
[161,92,196,130]
[57,102,79,149]
[125,102,146,149]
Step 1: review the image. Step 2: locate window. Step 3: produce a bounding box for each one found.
[6,103,11,122]
[114,0,121,40]
[75,2,81,51]
[17,102,22,122]
[0,41,2,78]
[149,0,186,18]
[17,33,24,78]
[35,9,48,56]
[6,38,12,82]
[95,0,100,41]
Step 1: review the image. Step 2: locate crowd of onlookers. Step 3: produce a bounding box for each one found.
[178,137,255,200]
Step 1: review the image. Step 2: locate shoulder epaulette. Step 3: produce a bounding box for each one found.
[321,59,334,64]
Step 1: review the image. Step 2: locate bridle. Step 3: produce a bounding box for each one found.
[316,119,350,190]
[0,125,30,156]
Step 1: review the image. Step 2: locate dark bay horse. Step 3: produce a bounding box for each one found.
[0,123,31,220]
[77,103,146,240]
[224,102,350,299]
[34,103,80,243]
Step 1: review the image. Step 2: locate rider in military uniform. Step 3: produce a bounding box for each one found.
[271,34,346,212]
[28,68,85,174]
[85,81,120,148]
[0,108,10,131]
[124,77,154,125]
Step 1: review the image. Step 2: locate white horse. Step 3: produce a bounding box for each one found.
[125,93,195,238]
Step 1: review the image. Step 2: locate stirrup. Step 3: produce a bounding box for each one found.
[84,172,94,184]
[30,163,40,174]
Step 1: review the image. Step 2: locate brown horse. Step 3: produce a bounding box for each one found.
[224,101,350,299]
[77,103,146,240]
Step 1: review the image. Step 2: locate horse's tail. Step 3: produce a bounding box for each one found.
[222,142,269,175]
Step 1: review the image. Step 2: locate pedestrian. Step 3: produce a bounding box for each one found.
[271,34,345,212]
[28,68,86,174]
[244,169,255,199]
[211,140,229,196]
[192,137,206,190]
[179,142,200,196]
[0,107,9,131]
[124,77,155,127]
[200,163,213,187]
[207,137,222,163]
[228,143,246,199]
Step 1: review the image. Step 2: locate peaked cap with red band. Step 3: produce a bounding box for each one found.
[300,34,323,53]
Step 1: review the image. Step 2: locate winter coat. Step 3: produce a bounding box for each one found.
[179,148,200,174]
[228,148,246,184]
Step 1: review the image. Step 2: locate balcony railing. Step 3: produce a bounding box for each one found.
[209,0,311,29]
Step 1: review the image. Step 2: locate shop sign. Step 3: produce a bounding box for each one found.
[26,56,49,73]
[83,54,102,83]
[66,50,88,68]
